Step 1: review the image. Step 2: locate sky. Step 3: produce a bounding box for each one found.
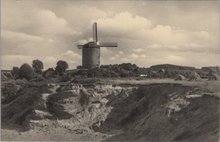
[1,0,219,69]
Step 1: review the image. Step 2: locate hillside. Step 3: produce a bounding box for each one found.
[150,64,196,71]
[1,79,220,141]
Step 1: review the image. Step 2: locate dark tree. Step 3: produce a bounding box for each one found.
[55,60,69,75]
[43,68,56,78]
[32,59,44,74]
[11,66,20,79]
[120,63,138,71]
[18,63,34,80]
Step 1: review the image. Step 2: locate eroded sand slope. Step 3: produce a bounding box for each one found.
[1,80,219,141]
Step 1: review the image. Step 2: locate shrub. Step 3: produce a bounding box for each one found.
[55,60,69,75]
[11,66,20,79]
[1,81,20,104]
[43,68,56,78]
[32,59,44,74]
[120,63,138,71]
[18,64,34,80]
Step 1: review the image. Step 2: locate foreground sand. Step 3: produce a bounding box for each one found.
[1,79,220,141]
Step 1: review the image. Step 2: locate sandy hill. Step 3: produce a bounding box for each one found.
[1,79,219,141]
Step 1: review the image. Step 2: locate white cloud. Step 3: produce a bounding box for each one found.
[193,31,211,39]
[2,7,77,36]
[94,11,216,54]
[61,50,81,60]
[148,44,160,49]
[140,54,146,58]
[77,40,88,45]
[1,55,35,69]
[95,12,152,38]
[29,9,76,35]
[133,48,144,53]
[57,5,107,29]
[145,25,188,44]
[48,38,55,43]
[94,12,190,45]
[119,51,124,55]
[44,56,57,63]
[165,55,185,62]
[43,50,81,69]
[2,30,44,42]
[1,50,81,70]
[130,53,139,59]
[110,57,116,61]
[1,1,219,69]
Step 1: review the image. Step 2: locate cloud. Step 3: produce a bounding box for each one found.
[130,53,139,59]
[95,12,186,43]
[1,55,35,69]
[133,48,144,53]
[95,12,152,39]
[94,11,216,53]
[145,25,189,44]
[193,31,211,40]
[165,55,185,62]
[60,50,81,61]
[43,50,81,69]
[2,30,44,42]
[2,6,77,36]
[57,5,108,29]
[1,50,81,70]
[29,9,76,35]
[1,1,219,69]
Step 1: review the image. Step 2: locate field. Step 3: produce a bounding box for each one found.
[1,78,220,141]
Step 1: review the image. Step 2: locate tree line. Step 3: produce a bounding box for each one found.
[11,59,69,81]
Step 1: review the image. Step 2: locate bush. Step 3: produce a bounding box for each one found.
[18,64,34,80]
[1,81,20,104]
[11,66,20,79]
[43,68,56,78]
[120,63,138,71]
[55,60,69,75]
[32,59,44,74]
[72,63,140,78]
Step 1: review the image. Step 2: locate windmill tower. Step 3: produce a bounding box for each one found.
[77,22,118,69]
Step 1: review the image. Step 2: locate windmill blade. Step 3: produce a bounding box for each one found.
[99,42,118,47]
[77,45,83,49]
[93,22,98,43]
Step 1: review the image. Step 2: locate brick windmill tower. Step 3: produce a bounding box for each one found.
[77,23,118,69]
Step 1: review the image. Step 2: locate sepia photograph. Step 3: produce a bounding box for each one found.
[1,0,220,141]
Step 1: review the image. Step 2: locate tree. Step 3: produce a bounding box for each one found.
[11,66,20,79]
[120,63,138,71]
[18,64,34,80]
[32,59,44,74]
[55,60,69,75]
[43,68,56,78]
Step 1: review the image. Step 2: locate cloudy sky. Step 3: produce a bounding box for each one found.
[1,0,219,69]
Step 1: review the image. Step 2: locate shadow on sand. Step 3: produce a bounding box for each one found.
[95,84,219,141]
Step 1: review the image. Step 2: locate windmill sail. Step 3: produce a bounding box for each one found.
[99,42,118,47]
[93,22,98,43]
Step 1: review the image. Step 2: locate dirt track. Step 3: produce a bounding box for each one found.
[1,79,220,141]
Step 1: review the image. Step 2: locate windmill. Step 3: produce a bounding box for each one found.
[77,22,118,69]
